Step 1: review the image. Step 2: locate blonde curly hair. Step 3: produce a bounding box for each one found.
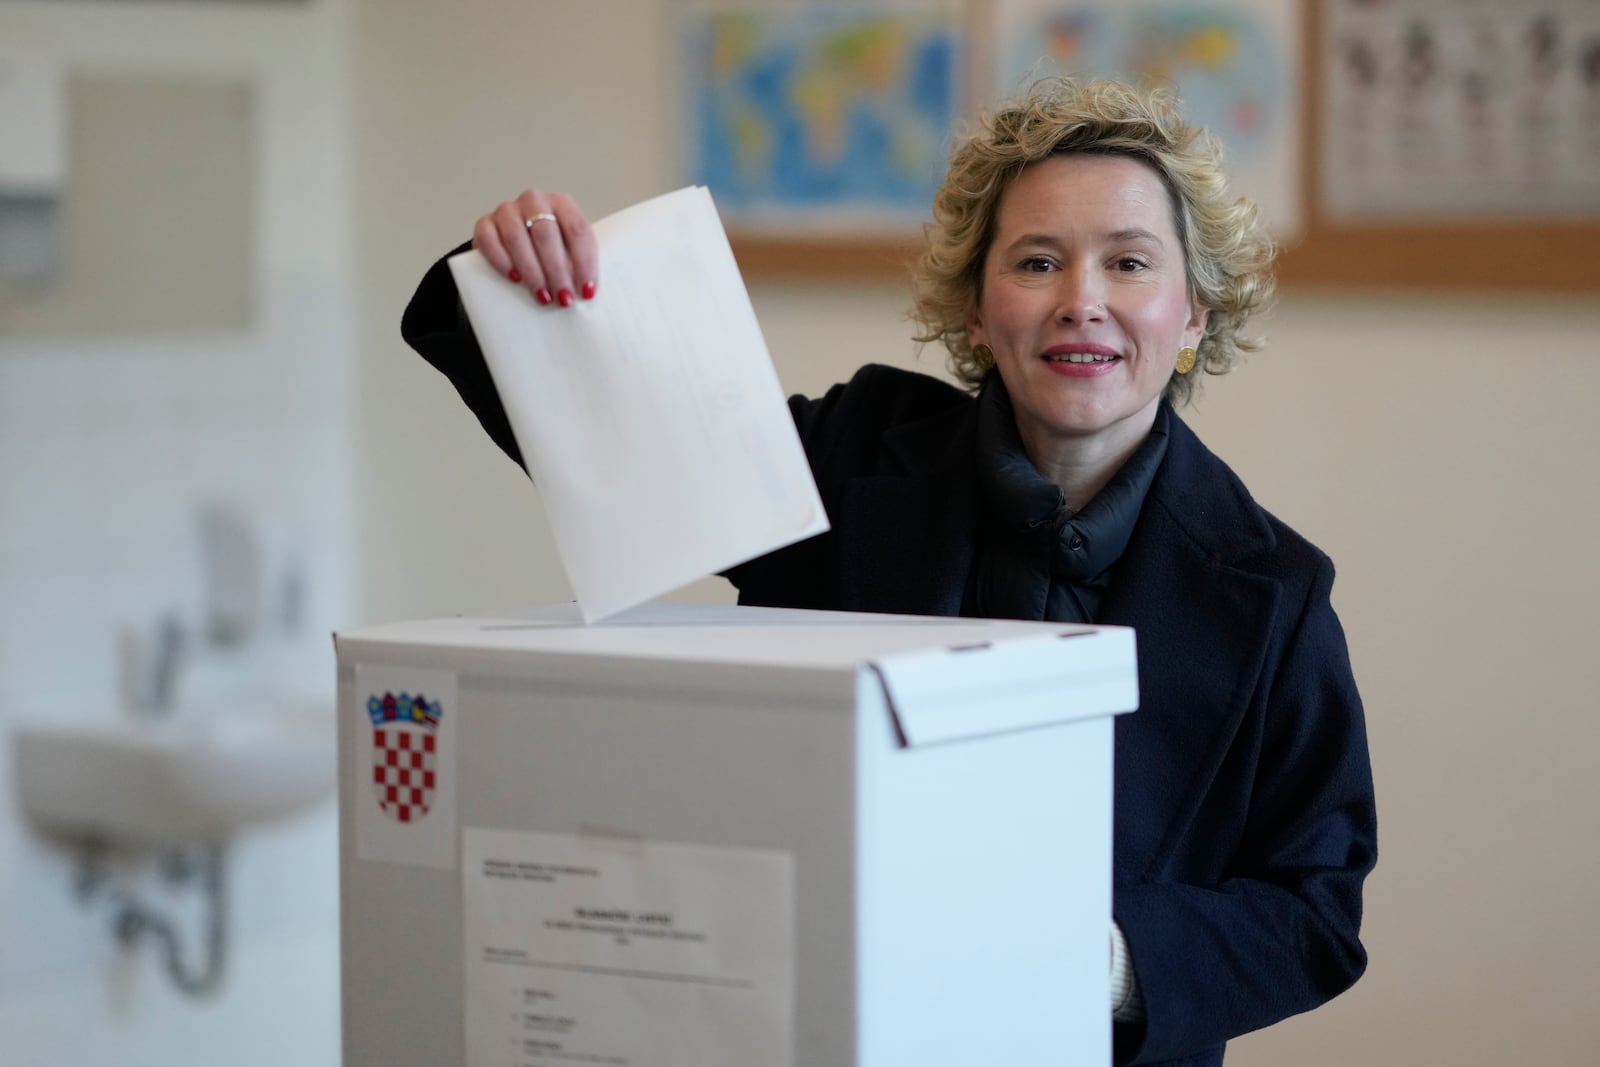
[909,77,1276,406]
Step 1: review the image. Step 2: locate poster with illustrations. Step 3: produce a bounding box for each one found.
[1322,0,1600,220]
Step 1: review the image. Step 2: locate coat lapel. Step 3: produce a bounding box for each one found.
[1100,411,1281,884]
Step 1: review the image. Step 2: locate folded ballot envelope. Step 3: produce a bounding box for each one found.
[336,599,1139,1067]
[448,187,828,622]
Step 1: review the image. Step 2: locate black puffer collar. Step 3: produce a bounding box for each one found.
[973,371,1169,586]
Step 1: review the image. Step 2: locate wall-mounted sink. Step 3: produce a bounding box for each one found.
[12,706,335,849]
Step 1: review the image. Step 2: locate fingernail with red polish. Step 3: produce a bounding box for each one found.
[536,288,552,306]
[558,288,573,308]
[509,269,521,284]
[581,280,597,300]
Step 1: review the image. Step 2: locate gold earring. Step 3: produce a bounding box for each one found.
[972,343,995,371]
[1175,346,1197,374]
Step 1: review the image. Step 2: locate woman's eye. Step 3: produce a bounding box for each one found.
[1021,256,1057,272]
[1114,257,1148,273]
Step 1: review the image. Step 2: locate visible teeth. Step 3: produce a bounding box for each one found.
[1046,352,1115,363]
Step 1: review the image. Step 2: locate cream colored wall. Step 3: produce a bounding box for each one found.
[353,2,1600,1062]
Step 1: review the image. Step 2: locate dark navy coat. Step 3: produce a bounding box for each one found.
[404,262,1377,1067]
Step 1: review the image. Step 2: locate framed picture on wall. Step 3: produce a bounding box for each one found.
[1319,0,1600,223]
[1276,0,1600,292]
[678,0,965,237]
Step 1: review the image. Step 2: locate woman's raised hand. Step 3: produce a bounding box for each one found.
[472,189,599,308]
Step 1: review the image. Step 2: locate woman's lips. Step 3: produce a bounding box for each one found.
[1041,343,1120,376]
[1043,343,1119,361]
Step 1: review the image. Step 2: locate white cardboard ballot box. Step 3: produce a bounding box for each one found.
[336,601,1138,1067]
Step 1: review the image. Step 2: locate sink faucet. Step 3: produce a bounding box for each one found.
[120,612,186,718]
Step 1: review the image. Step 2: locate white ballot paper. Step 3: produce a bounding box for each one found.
[463,827,795,1067]
[448,187,828,622]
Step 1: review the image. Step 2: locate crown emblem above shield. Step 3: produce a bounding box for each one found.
[367,690,444,823]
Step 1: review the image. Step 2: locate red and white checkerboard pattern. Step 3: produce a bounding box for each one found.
[372,725,438,823]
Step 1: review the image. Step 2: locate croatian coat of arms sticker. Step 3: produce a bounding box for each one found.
[368,690,442,823]
[353,664,458,869]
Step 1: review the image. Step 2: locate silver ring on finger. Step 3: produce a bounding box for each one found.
[524,213,557,229]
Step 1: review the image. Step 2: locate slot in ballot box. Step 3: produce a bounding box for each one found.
[336,600,1138,1067]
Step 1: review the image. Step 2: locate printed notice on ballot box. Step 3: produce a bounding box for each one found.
[463,828,795,1067]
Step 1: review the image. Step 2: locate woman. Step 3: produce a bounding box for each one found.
[402,78,1376,1067]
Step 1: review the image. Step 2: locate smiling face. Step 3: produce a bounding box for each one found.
[968,152,1208,470]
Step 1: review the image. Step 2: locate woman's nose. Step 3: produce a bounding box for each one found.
[1055,269,1107,323]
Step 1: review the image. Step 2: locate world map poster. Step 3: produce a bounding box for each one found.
[681,3,963,235]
